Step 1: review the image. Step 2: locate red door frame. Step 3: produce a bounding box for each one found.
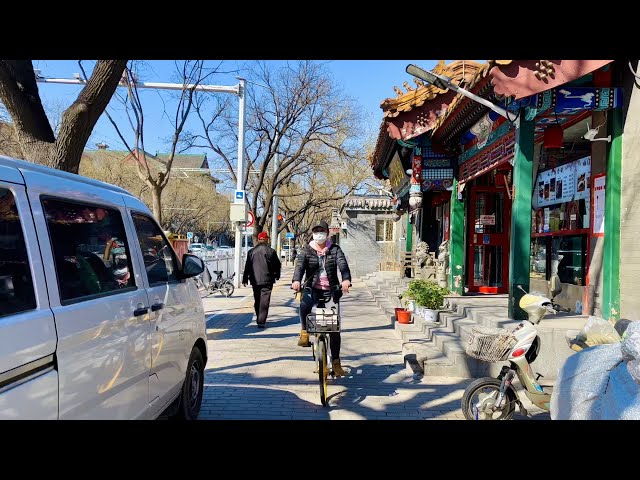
[467,186,512,293]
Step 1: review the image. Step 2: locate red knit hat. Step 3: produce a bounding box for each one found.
[257,231,269,241]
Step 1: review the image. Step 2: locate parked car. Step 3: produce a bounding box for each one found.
[188,242,206,256]
[0,155,208,420]
[216,245,233,257]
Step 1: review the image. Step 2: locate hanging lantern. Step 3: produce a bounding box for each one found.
[543,124,564,149]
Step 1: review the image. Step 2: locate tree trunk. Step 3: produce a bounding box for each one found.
[0,60,127,173]
[151,186,163,226]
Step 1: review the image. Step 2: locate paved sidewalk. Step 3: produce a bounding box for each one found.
[199,267,549,420]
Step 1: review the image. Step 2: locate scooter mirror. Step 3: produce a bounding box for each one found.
[549,274,562,299]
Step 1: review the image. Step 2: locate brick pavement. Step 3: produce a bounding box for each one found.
[199,266,550,420]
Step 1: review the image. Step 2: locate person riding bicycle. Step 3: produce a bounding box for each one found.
[292,220,351,377]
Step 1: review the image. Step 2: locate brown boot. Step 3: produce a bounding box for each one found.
[298,330,311,347]
[332,359,346,377]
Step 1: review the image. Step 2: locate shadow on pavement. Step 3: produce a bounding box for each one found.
[199,385,330,420]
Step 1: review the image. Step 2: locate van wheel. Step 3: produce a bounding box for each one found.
[170,347,204,420]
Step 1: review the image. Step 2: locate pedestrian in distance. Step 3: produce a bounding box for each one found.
[242,231,281,328]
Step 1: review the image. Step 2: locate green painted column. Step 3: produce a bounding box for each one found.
[508,116,535,320]
[405,213,413,253]
[602,108,622,321]
[449,178,465,295]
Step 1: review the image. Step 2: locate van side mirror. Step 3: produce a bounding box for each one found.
[181,253,205,278]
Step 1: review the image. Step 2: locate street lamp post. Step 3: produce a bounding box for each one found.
[233,78,246,289]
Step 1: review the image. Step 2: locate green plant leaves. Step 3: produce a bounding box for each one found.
[403,279,450,310]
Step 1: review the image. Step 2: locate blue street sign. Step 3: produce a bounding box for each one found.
[285,232,295,239]
[234,190,245,203]
[187,232,193,239]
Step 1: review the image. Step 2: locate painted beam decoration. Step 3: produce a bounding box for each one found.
[520,87,622,121]
[415,142,454,192]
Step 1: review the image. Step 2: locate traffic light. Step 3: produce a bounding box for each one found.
[277,213,283,226]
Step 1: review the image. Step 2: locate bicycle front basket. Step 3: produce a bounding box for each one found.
[307,308,340,333]
[465,326,517,362]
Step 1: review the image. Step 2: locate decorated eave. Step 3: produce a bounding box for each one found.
[342,195,394,211]
[370,121,395,178]
[431,60,615,146]
[430,61,513,146]
[489,60,614,100]
[382,60,486,142]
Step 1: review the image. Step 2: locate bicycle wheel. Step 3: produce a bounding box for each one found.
[317,336,328,407]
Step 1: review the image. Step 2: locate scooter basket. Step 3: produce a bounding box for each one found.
[466,326,517,362]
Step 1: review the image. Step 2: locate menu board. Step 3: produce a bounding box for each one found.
[533,156,591,208]
[574,156,591,201]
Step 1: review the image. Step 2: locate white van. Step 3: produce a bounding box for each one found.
[0,156,208,420]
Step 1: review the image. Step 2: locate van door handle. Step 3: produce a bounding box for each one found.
[134,307,149,316]
[151,303,164,312]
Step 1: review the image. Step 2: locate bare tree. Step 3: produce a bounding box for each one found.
[0,60,127,172]
[101,60,217,225]
[276,150,371,242]
[189,60,365,242]
[79,150,229,235]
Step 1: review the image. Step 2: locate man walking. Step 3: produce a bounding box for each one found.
[242,231,281,328]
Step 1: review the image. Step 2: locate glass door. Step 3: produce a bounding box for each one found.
[467,187,511,293]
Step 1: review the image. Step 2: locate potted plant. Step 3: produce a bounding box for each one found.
[396,294,413,324]
[403,279,449,323]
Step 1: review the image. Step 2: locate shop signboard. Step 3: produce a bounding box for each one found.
[533,156,591,209]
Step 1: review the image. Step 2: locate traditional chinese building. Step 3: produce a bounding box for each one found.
[372,60,631,321]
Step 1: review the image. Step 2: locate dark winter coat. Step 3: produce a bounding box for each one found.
[243,242,281,286]
[292,243,351,288]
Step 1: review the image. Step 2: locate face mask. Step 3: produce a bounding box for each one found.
[313,232,328,243]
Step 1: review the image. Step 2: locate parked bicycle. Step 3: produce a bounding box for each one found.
[304,285,343,407]
[196,269,235,297]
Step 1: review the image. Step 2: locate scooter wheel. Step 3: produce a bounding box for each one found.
[461,377,517,420]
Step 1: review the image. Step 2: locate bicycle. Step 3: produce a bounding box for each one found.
[196,269,235,297]
[304,285,343,407]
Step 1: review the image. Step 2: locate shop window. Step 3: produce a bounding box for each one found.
[530,237,547,280]
[553,235,586,286]
[529,234,586,286]
[376,219,394,242]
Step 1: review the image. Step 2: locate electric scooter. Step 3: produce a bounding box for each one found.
[460,275,569,420]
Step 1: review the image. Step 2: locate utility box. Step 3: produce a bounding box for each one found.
[230,203,247,222]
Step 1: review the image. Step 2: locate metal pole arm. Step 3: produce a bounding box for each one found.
[406,64,519,128]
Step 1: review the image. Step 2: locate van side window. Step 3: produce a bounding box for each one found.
[42,199,136,303]
[0,187,37,318]
[131,213,179,286]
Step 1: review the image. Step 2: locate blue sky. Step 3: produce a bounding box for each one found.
[33,60,440,154]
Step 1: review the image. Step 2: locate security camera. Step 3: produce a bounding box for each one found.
[583,123,611,143]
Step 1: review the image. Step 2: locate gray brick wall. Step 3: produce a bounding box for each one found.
[340,210,393,278]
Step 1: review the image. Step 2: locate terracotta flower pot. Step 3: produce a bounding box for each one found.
[396,309,412,324]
